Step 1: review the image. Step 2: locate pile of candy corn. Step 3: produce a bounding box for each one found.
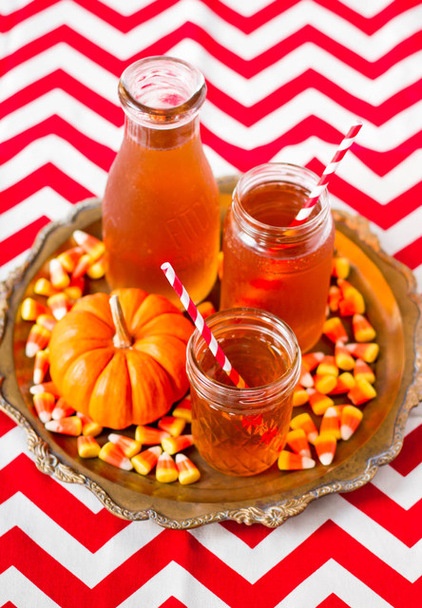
[278,255,379,471]
[21,229,201,485]
[22,229,379,481]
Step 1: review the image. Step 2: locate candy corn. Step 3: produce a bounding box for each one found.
[334,342,355,370]
[299,365,314,388]
[292,386,309,407]
[172,398,192,422]
[308,390,334,416]
[36,314,57,332]
[319,406,341,439]
[341,405,364,440]
[328,372,356,395]
[47,292,71,320]
[56,246,84,273]
[45,416,82,436]
[71,253,92,280]
[72,230,105,262]
[353,358,375,384]
[347,378,377,406]
[338,279,365,316]
[77,436,101,459]
[49,258,70,290]
[108,433,141,458]
[302,351,324,372]
[131,446,162,475]
[86,256,106,279]
[161,434,194,455]
[64,275,84,301]
[21,297,49,321]
[328,285,341,312]
[352,314,376,342]
[156,452,178,483]
[332,256,350,279]
[322,317,348,344]
[314,432,337,466]
[175,453,201,485]
[25,324,51,357]
[51,397,75,420]
[33,277,58,297]
[157,416,186,437]
[33,392,56,423]
[314,374,338,395]
[278,451,316,471]
[98,441,133,470]
[33,348,50,384]
[135,425,170,444]
[345,342,379,363]
[290,412,318,444]
[285,428,311,458]
[76,412,103,437]
[30,381,60,397]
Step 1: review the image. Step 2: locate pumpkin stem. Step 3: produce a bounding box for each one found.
[109,294,133,348]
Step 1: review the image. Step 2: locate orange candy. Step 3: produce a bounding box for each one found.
[49,258,70,290]
[76,412,103,437]
[172,398,192,422]
[33,392,56,423]
[30,381,60,397]
[56,246,84,273]
[338,279,365,316]
[308,390,334,415]
[135,425,170,445]
[285,428,311,458]
[156,452,178,483]
[175,453,201,485]
[319,406,341,439]
[72,230,105,262]
[45,416,82,436]
[314,374,338,395]
[334,342,355,371]
[302,351,324,372]
[131,446,162,475]
[314,432,337,466]
[329,372,356,395]
[98,441,133,470]
[332,256,350,279]
[33,348,50,384]
[77,436,101,459]
[51,397,75,420]
[292,386,309,407]
[108,433,141,458]
[34,277,59,297]
[290,412,318,444]
[322,317,348,344]
[347,378,377,406]
[278,451,316,471]
[47,292,72,320]
[36,314,57,332]
[352,314,376,342]
[158,416,186,437]
[353,358,375,384]
[25,323,51,357]
[21,297,49,321]
[161,434,194,455]
[341,405,364,440]
[345,342,379,363]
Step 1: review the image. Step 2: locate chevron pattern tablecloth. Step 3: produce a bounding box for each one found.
[0,1,421,606]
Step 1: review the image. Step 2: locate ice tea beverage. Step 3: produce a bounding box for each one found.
[186,308,301,476]
[102,56,220,305]
[220,164,335,352]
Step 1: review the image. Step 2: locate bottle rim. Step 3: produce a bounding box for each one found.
[186,307,301,413]
[118,55,206,126]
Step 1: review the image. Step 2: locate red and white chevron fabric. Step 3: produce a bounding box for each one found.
[0,1,421,606]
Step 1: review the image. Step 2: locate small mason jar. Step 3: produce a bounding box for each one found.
[102,56,220,305]
[220,163,335,352]
[186,308,301,477]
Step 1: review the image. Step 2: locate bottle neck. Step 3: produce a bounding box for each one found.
[124,113,201,149]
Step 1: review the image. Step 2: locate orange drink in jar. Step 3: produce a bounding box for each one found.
[186,308,301,476]
[102,56,220,305]
[220,164,335,352]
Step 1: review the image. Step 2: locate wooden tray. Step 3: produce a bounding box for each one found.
[1,177,421,528]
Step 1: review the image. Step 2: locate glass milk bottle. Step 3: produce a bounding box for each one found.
[102,56,220,305]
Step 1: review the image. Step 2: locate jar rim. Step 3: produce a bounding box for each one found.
[118,55,206,126]
[232,162,331,243]
[186,307,301,412]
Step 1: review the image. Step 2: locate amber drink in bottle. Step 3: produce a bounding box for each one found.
[102,56,220,305]
[220,163,335,352]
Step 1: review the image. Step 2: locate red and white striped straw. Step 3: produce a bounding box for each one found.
[161,262,247,389]
[290,121,363,226]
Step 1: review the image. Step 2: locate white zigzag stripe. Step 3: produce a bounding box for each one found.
[279,559,394,608]
[0,136,107,194]
[2,135,419,208]
[117,561,230,608]
[191,494,422,584]
[0,426,28,470]
[0,190,73,241]
[370,462,422,510]
[3,0,421,61]
[0,493,162,587]
[2,40,421,110]
[0,567,61,607]
[338,0,395,18]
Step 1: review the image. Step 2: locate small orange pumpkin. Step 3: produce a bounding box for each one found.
[49,288,193,429]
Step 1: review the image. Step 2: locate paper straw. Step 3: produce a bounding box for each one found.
[161,262,247,389]
[290,121,363,226]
